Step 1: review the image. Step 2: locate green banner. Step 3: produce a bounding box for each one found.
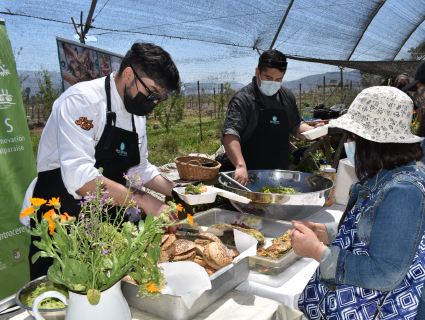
[0,19,37,300]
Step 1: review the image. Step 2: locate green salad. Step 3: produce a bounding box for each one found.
[183,183,208,195]
[23,282,69,309]
[256,184,299,194]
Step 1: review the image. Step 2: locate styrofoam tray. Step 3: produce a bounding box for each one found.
[301,124,328,140]
[173,186,251,205]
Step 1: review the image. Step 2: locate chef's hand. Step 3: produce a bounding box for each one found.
[143,199,180,234]
[290,222,327,262]
[291,220,330,244]
[234,165,249,186]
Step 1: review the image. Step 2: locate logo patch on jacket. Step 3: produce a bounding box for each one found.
[116,142,128,156]
[75,117,94,131]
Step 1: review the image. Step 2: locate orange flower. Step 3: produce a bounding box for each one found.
[29,198,47,208]
[47,197,61,208]
[176,204,183,212]
[60,212,71,222]
[20,205,35,218]
[146,282,163,292]
[43,209,58,235]
[187,214,194,226]
[412,122,416,126]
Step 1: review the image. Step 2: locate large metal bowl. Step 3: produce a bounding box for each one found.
[15,276,67,320]
[219,169,335,221]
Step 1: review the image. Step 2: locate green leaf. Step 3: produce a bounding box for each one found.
[101,258,113,269]
[138,219,145,233]
[63,259,89,289]
[52,232,68,258]
[31,250,50,264]
[122,222,132,247]
[145,213,153,229]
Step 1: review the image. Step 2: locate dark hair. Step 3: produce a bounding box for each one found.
[258,50,287,73]
[119,43,180,93]
[351,134,423,180]
[395,74,409,85]
[417,118,425,138]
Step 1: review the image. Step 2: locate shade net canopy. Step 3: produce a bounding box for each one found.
[2,0,425,83]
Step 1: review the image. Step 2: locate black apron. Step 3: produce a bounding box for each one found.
[241,107,289,170]
[29,75,141,280]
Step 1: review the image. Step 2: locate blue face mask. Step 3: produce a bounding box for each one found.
[344,141,356,166]
[259,80,281,96]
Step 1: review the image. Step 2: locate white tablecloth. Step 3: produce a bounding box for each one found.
[235,203,345,316]
[10,290,303,320]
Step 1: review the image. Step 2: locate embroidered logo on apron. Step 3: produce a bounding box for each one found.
[270,116,279,124]
[116,142,128,157]
[75,117,94,131]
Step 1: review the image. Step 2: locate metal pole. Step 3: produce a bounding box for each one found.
[299,83,302,112]
[198,81,203,141]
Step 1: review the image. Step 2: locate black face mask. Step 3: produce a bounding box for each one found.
[397,83,407,90]
[123,86,157,116]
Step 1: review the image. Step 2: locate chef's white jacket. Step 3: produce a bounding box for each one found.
[22,73,160,226]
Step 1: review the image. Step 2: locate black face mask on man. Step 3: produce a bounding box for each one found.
[123,86,157,116]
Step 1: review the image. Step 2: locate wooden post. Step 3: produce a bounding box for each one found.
[198,81,203,141]
[340,67,344,104]
[323,76,326,104]
[221,83,224,119]
[213,87,216,119]
[299,83,302,113]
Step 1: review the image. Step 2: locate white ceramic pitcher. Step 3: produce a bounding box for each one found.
[32,281,131,320]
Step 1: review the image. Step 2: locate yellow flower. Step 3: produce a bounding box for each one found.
[412,122,416,126]
[29,198,47,210]
[187,214,194,226]
[20,205,35,218]
[47,197,61,209]
[146,282,163,292]
[176,204,183,212]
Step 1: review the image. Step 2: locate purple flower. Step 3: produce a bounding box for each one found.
[99,243,102,247]
[90,245,93,249]
[90,234,94,237]
[102,250,109,255]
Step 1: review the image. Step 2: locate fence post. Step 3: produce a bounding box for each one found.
[323,76,326,104]
[198,81,203,141]
[299,83,302,114]
[221,83,224,119]
[213,87,216,119]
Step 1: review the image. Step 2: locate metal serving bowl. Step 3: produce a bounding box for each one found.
[219,169,335,221]
[15,276,67,320]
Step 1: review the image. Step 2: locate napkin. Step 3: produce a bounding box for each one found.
[160,229,258,309]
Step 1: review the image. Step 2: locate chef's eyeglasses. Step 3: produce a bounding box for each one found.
[130,64,169,103]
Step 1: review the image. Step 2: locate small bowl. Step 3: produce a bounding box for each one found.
[301,125,329,140]
[16,276,67,320]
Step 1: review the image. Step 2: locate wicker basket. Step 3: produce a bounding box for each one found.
[174,154,221,181]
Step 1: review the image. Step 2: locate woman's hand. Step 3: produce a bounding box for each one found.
[291,220,330,244]
[290,222,327,262]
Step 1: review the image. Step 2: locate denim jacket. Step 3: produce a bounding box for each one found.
[320,161,425,293]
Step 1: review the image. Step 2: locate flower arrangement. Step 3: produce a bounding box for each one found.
[21,170,192,305]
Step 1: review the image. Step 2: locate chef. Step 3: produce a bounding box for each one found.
[25,43,181,280]
[216,49,319,186]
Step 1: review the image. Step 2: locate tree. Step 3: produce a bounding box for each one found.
[154,92,185,133]
[36,69,61,120]
[203,82,234,119]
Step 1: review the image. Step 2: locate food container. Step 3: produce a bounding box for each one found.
[301,125,329,140]
[322,168,336,206]
[173,186,250,205]
[15,276,67,320]
[122,257,249,320]
[219,170,334,221]
[191,208,300,276]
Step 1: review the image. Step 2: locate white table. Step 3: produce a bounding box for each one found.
[9,290,303,320]
[235,203,345,316]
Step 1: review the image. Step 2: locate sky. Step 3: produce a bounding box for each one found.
[0,1,346,86]
[1,0,421,86]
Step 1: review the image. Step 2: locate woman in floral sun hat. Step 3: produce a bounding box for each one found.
[292,86,425,319]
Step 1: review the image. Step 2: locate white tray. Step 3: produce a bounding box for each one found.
[301,124,328,140]
[173,186,251,205]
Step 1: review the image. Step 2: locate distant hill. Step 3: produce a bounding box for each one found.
[283,70,362,93]
[17,69,362,98]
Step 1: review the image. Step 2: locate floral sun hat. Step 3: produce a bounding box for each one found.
[329,86,424,143]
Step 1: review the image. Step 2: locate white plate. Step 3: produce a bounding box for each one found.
[173,186,251,205]
[301,125,329,140]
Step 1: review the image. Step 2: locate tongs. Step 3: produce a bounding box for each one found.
[219,172,251,192]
